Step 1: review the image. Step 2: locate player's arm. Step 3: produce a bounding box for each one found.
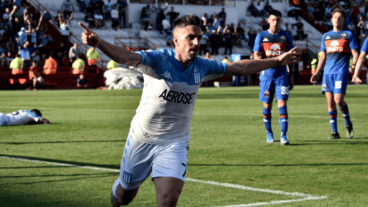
[253,51,261,60]
[349,48,359,74]
[226,47,298,76]
[352,51,366,85]
[38,118,50,124]
[79,22,141,67]
[310,51,326,83]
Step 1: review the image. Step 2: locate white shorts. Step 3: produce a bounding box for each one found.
[118,133,189,190]
[0,113,9,126]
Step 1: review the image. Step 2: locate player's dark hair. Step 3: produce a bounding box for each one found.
[269,10,282,18]
[173,14,201,30]
[31,109,42,117]
[332,8,346,20]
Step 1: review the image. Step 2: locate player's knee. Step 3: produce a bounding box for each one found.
[157,191,181,207]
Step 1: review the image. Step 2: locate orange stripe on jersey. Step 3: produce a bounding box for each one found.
[261,42,288,58]
[325,39,351,54]
[329,114,337,118]
[263,114,271,118]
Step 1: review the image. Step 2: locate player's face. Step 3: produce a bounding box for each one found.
[174,25,202,61]
[332,12,345,28]
[268,15,282,30]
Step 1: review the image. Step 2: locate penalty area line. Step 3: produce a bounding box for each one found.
[1,155,327,206]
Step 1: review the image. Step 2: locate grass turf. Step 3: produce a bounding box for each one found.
[0,85,367,206]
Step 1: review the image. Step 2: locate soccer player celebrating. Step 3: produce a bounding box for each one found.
[79,14,298,207]
[253,10,294,145]
[352,36,368,86]
[310,8,358,139]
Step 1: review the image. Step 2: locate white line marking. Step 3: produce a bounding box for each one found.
[1,156,327,206]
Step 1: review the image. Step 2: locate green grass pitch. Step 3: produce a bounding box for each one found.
[0,85,368,207]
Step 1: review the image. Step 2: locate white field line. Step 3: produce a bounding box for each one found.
[1,155,327,206]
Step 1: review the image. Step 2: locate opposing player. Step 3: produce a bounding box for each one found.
[253,10,294,145]
[352,36,368,85]
[79,14,298,207]
[0,109,50,126]
[310,8,358,139]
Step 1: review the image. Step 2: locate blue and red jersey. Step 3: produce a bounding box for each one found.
[360,36,368,53]
[253,30,294,80]
[321,30,358,75]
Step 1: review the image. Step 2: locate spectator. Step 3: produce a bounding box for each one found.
[207,14,214,25]
[255,2,266,17]
[29,60,44,90]
[0,53,6,66]
[72,56,85,74]
[162,19,171,35]
[209,29,220,55]
[295,19,305,40]
[264,2,274,16]
[19,41,39,66]
[38,33,53,56]
[260,17,269,31]
[31,50,40,62]
[204,51,214,59]
[0,109,50,126]
[61,0,75,21]
[69,43,81,63]
[17,27,28,47]
[94,10,105,29]
[58,12,71,45]
[211,15,220,31]
[313,7,324,26]
[248,29,257,50]
[55,41,68,65]
[116,0,127,28]
[222,56,230,63]
[3,7,11,22]
[5,51,13,66]
[77,0,87,13]
[104,0,114,20]
[10,54,23,75]
[247,2,259,17]
[77,74,89,88]
[43,52,57,74]
[84,12,95,29]
[287,2,302,20]
[152,3,168,34]
[94,0,105,15]
[111,6,122,30]
[222,25,234,55]
[218,7,226,27]
[199,30,209,55]
[141,5,152,30]
[107,59,118,70]
[283,23,292,36]
[307,4,314,19]
[166,6,179,30]
[236,23,245,40]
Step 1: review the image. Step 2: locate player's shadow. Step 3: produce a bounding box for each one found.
[0,139,126,145]
[289,138,368,146]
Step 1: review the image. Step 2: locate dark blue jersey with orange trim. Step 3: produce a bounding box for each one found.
[253,30,293,80]
[321,30,358,75]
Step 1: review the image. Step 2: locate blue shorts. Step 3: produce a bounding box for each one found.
[321,74,349,94]
[259,78,289,103]
[119,133,189,190]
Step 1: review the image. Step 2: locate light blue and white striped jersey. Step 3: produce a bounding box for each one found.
[0,110,41,126]
[130,48,228,144]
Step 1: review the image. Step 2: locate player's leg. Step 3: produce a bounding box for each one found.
[151,141,189,207]
[154,177,184,207]
[111,134,155,206]
[333,74,353,138]
[259,80,275,143]
[326,92,339,139]
[275,78,290,145]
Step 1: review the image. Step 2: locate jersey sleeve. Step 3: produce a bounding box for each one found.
[204,58,228,76]
[26,110,41,122]
[253,33,262,52]
[360,37,368,53]
[349,31,358,51]
[135,49,164,78]
[286,33,294,51]
[320,34,326,52]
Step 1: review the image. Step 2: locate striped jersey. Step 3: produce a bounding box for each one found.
[4,110,41,126]
[321,30,358,75]
[253,29,294,80]
[130,48,228,145]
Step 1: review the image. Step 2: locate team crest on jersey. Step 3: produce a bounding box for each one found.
[341,33,347,39]
[326,36,331,40]
[194,73,201,84]
[263,38,269,42]
[264,90,269,98]
[281,36,286,43]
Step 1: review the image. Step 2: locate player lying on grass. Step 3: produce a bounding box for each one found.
[79,14,298,207]
[0,109,50,126]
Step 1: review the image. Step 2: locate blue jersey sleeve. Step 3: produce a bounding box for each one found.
[349,31,358,51]
[136,49,165,75]
[320,33,326,52]
[361,37,368,53]
[253,33,262,52]
[286,33,294,51]
[203,58,228,76]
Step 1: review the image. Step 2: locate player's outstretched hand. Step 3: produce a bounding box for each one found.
[310,74,318,83]
[79,22,100,47]
[277,47,299,66]
[352,76,362,85]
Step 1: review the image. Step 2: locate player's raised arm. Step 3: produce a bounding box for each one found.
[79,22,141,66]
[225,47,298,76]
[310,51,326,83]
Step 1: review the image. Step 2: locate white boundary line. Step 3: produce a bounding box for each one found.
[0,156,327,206]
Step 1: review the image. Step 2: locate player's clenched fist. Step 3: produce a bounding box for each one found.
[79,22,100,47]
